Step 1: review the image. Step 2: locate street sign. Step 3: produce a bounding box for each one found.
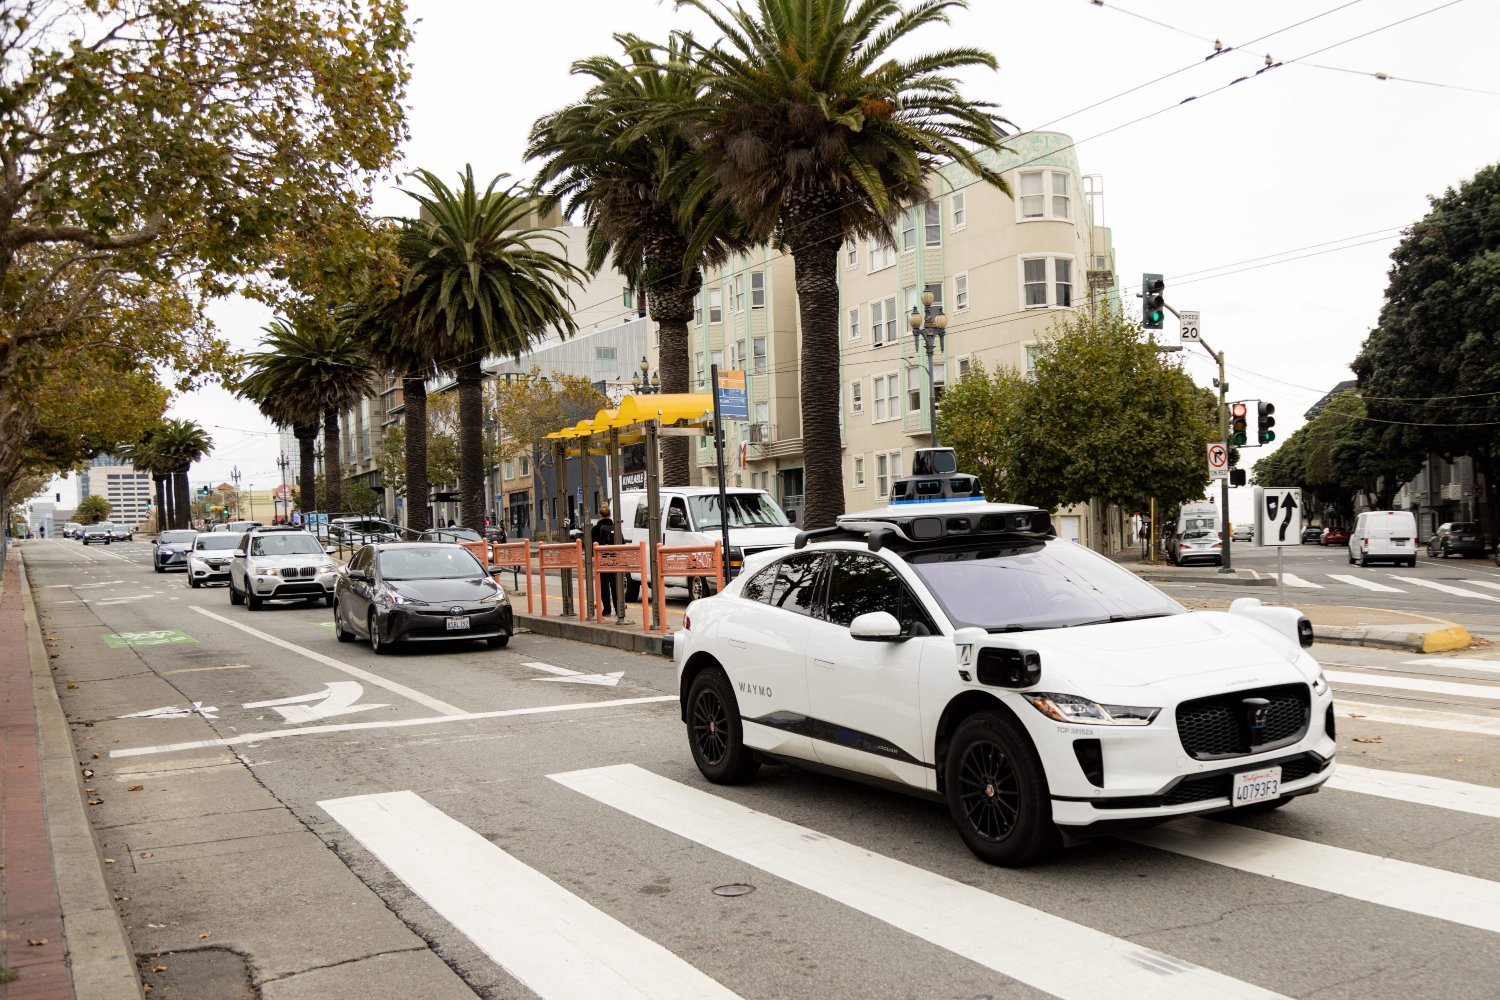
[1206,442,1229,480]
[715,368,748,421]
[1180,310,1201,343]
[1254,487,1302,546]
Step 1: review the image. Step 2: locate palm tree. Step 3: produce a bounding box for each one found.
[528,32,747,486]
[668,0,1012,527]
[238,318,376,515]
[400,166,586,530]
[121,432,174,530]
[235,377,321,517]
[150,419,213,529]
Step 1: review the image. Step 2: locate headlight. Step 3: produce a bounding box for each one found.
[160,547,174,556]
[1024,692,1159,726]
[1312,671,1328,696]
[479,587,508,604]
[382,589,425,606]
[317,560,337,572]
[254,566,280,577]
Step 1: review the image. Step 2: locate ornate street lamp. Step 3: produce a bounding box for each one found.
[908,291,949,446]
[631,356,661,394]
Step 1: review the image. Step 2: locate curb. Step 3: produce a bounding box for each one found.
[1127,566,1273,587]
[514,612,667,656]
[1312,622,1473,653]
[20,558,142,999]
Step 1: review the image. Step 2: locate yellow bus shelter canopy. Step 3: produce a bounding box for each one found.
[544,393,714,445]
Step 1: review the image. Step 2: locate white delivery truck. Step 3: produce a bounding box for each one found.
[1347,509,1418,567]
[617,487,800,601]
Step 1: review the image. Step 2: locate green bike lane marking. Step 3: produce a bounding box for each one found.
[102,629,198,648]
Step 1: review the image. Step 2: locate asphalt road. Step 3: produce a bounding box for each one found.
[26,536,1500,1000]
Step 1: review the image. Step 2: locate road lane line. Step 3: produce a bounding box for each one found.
[1402,657,1500,676]
[1336,700,1500,738]
[551,764,1286,1000]
[1466,580,1500,593]
[321,790,739,1000]
[1390,577,1500,603]
[1331,765,1500,819]
[1326,669,1500,702]
[1326,574,1405,593]
[189,605,465,716]
[1272,573,1321,589]
[109,696,676,757]
[1124,817,1500,935]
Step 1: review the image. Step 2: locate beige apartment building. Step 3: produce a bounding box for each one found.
[669,131,1123,545]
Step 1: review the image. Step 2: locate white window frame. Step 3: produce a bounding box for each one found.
[901,211,917,252]
[868,239,896,271]
[1023,341,1044,380]
[1018,256,1076,310]
[1054,257,1073,309]
[932,362,947,406]
[1016,168,1072,222]
[846,242,859,270]
[1021,257,1049,309]
[954,271,969,312]
[875,449,903,499]
[924,200,941,247]
[750,271,765,309]
[956,355,972,380]
[593,345,618,372]
[873,371,900,423]
[695,353,706,387]
[754,401,769,426]
[708,288,723,323]
[733,275,744,314]
[850,379,863,415]
[847,305,861,342]
[952,190,967,231]
[711,349,723,374]
[853,455,866,489]
[752,336,767,374]
[907,366,923,414]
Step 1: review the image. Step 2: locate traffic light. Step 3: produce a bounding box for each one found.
[1142,273,1165,330]
[198,485,210,496]
[1229,402,1249,446]
[1257,401,1276,444]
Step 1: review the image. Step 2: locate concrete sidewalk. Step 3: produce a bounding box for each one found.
[1,545,139,999]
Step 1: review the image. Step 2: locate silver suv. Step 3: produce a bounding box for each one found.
[228,527,340,610]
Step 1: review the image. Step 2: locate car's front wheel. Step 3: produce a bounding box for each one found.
[688,576,711,602]
[229,578,244,605]
[686,667,759,784]
[334,601,355,643]
[369,611,391,655]
[944,711,1058,867]
[487,635,510,649]
[188,577,200,589]
[247,591,262,611]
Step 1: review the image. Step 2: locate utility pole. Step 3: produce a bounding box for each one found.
[229,465,242,520]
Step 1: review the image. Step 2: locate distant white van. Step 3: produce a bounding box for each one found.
[1347,510,1418,567]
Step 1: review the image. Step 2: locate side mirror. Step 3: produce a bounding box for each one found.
[487,565,503,575]
[324,546,337,555]
[786,510,798,525]
[348,569,369,583]
[850,611,904,641]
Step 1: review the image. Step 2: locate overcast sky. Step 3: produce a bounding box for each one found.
[48,0,1499,524]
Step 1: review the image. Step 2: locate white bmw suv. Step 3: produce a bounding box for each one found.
[228,526,340,610]
[671,499,1335,866]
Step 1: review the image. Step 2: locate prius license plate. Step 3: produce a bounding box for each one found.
[1232,766,1281,807]
[445,617,471,631]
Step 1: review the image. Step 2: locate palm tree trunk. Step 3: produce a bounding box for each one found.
[154,475,169,530]
[456,355,485,531]
[294,421,318,516]
[789,230,845,529]
[647,249,701,487]
[322,405,343,513]
[173,468,191,530]
[402,374,431,533]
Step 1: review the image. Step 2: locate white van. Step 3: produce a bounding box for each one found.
[1347,509,1418,567]
[617,487,800,601]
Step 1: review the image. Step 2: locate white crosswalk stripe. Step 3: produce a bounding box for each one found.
[1390,576,1500,603]
[554,764,1286,1000]
[1337,699,1500,738]
[1124,818,1500,935]
[1331,765,1500,820]
[1270,572,1321,589]
[1326,573,1405,593]
[321,790,740,1000]
[1326,668,1500,702]
[1465,579,1500,593]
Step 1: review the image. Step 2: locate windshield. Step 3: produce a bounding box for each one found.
[160,531,196,544]
[688,493,789,530]
[1182,529,1217,540]
[195,535,240,551]
[250,533,322,556]
[907,540,1184,631]
[1452,522,1479,532]
[422,528,482,542]
[378,546,485,581]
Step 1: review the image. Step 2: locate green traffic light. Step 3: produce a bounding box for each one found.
[1260,431,1275,443]
[1232,432,1247,446]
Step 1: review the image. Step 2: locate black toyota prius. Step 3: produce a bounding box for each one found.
[332,542,512,654]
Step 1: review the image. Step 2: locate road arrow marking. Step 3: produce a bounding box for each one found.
[117,702,219,720]
[522,661,623,688]
[242,681,387,724]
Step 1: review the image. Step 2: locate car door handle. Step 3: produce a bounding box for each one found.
[814,658,835,670]
[728,638,747,649]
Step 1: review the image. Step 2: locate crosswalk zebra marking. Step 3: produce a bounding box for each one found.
[1326,669,1500,702]
[1465,579,1500,593]
[1124,817,1500,935]
[1402,657,1500,676]
[553,764,1287,1000]
[1326,574,1405,593]
[1389,576,1500,603]
[1271,573,1322,589]
[1336,700,1500,738]
[1331,765,1500,820]
[321,790,741,1000]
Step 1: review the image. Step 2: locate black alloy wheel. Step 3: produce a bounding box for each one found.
[688,576,710,602]
[334,601,354,643]
[944,712,1057,866]
[686,668,759,784]
[189,577,200,588]
[229,578,244,605]
[487,634,509,648]
[369,611,390,655]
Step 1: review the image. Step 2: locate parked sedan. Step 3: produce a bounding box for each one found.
[1170,528,1222,566]
[334,542,512,654]
[1429,521,1484,559]
[1319,527,1350,547]
[81,523,113,545]
[153,530,199,572]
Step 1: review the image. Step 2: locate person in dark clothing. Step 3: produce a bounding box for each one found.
[591,504,617,616]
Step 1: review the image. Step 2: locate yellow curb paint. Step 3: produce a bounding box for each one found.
[1420,627,1472,654]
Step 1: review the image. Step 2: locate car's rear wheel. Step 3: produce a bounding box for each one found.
[334,601,354,643]
[1407,557,1417,568]
[688,576,710,602]
[229,579,244,605]
[944,711,1059,866]
[686,667,759,784]
[369,611,391,655]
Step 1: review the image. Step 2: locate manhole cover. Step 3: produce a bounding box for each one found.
[712,883,755,897]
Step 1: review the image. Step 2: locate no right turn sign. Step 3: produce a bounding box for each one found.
[1206,442,1229,480]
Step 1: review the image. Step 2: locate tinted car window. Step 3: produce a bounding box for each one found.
[741,564,778,603]
[250,533,321,557]
[1451,522,1479,533]
[378,546,484,581]
[195,535,239,551]
[763,552,825,616]
[160,531,197,544]
[823,553,907,629]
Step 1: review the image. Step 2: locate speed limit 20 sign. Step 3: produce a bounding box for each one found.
[1180,310,1201,342]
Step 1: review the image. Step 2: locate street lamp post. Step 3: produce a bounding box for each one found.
[229,465,242,520]
[631,356,661,394]
[908,291,949,447]
[277,453,291,524]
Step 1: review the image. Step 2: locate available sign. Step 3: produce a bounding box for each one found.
[715,368,748,421]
